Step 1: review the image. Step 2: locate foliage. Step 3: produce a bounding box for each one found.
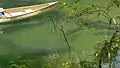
[93,30,120,68]
[44,53,98,68]
[94,31,120,62]
[43,31,120,68]
[9,60,30,68]
[44,54,60,68]
[57,0,120,26]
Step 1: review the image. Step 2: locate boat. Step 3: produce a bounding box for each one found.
[0,2,58,23]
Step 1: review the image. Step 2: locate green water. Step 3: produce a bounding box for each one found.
[0,0,120,68]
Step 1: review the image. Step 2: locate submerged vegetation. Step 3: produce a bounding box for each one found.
[2,0,120,68]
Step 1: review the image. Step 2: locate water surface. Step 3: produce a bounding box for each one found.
[0,0,120,68]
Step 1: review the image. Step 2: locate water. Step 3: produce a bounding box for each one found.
[0,0,68,67]
[0,0,120,68]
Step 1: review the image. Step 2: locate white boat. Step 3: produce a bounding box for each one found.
[0,2,58,23]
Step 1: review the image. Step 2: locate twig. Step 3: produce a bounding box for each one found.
[48,16,57,32]
[98,58,102,68]
[60,25,71,59]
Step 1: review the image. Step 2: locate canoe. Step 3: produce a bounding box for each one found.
[0,2,58,23]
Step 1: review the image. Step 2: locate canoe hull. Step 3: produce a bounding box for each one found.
[0,2,57,23]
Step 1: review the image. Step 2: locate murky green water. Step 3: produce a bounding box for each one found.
[0,0,120,68]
